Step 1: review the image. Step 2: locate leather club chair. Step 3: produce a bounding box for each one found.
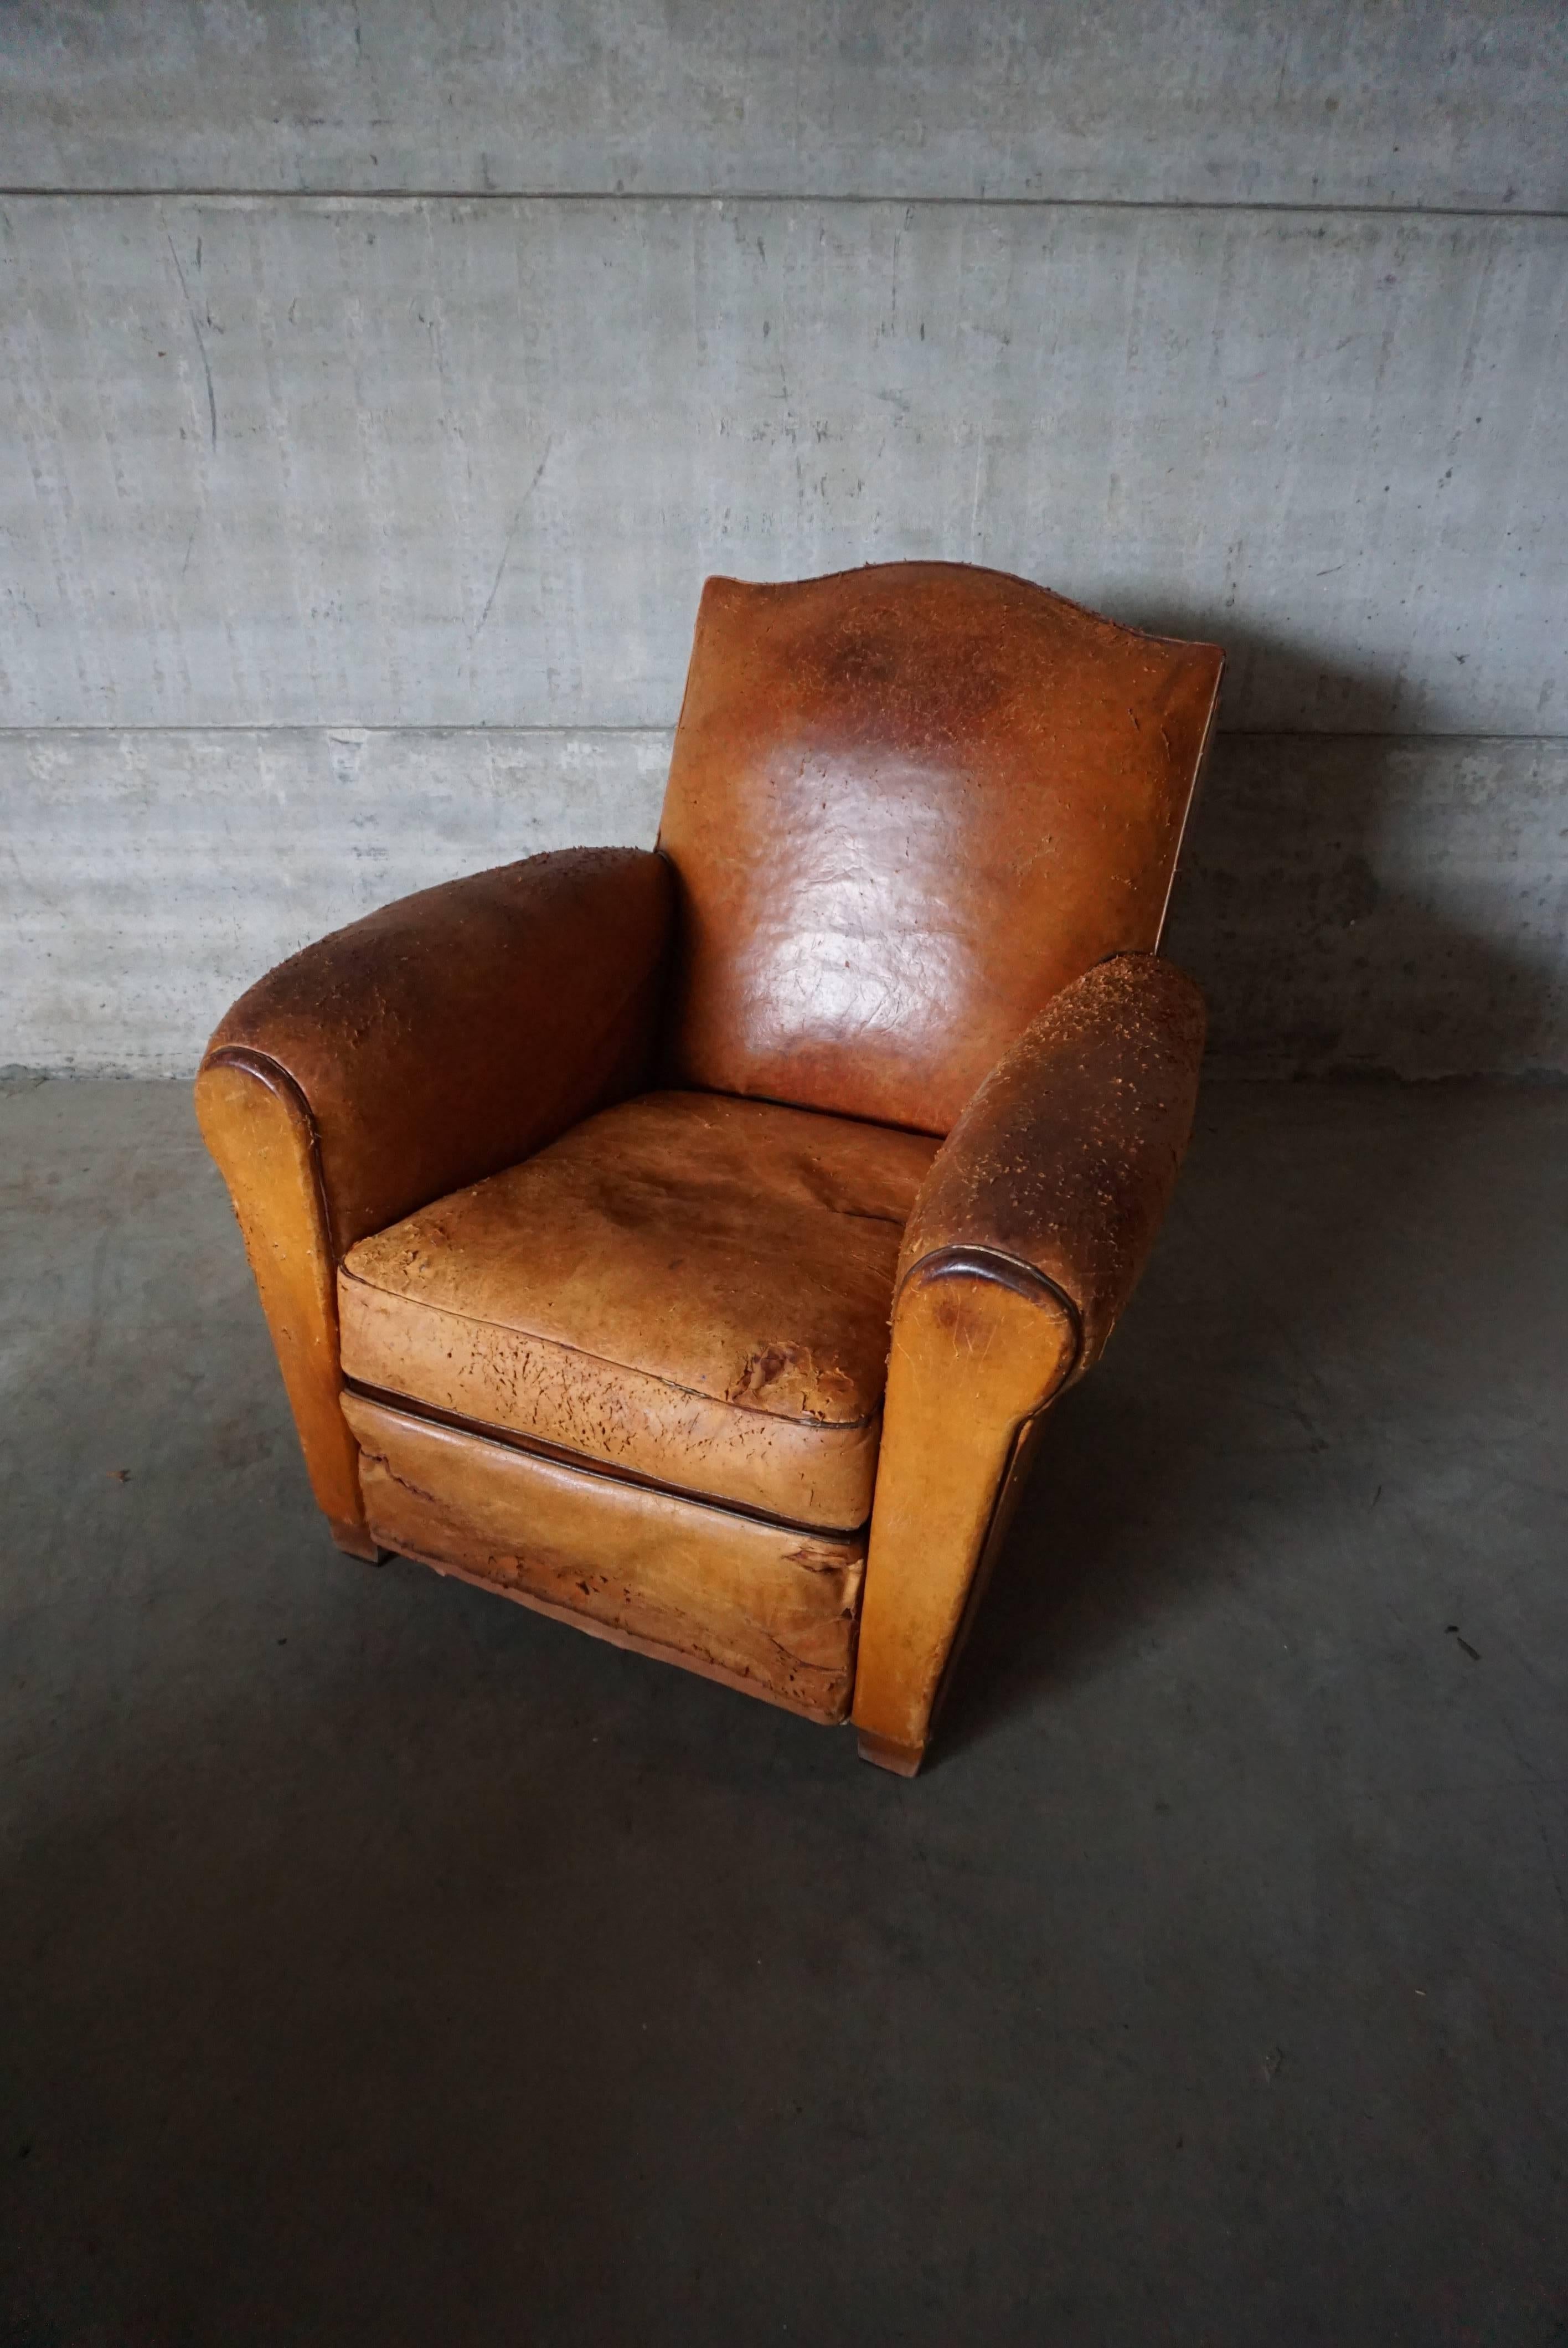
[197,562,1222,1775]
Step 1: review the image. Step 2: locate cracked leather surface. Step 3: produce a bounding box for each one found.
[343,1392,865,1724]
[339,1089,940,1530]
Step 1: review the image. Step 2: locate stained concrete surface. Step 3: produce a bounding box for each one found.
[5,0,1564,211]
[7,13,1566,1099]
[2,1073,1565,2345]
[9,198,1565,737]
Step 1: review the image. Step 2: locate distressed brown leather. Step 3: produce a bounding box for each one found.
[195,1052,375,1549]
[344,1393,864,1722]
[197,847,672,1546]
[855,1279,1076,1773]
[851,953,1208,1770]
[340,1090,939,1530]
[205,848,673,1252]
[197,564,1220,1774]
[659,563,1222,1133]
[896,952,1209,1371]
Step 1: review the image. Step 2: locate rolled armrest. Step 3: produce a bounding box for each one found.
[853,953,1204,1772]
[898,951,1206,1379]
[194,846,673,1549]
[200,847,674,1252]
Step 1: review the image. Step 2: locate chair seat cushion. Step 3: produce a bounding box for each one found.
[338,1090,941,1531]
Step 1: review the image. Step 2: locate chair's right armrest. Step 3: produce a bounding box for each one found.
[195,847,673,1551]
[853,953,1206,1773]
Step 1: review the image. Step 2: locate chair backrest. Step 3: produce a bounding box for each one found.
[656,561,1223,1134]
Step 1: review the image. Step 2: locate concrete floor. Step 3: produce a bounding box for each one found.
[2,1075,1565,2346]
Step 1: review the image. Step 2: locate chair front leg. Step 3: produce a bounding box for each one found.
[195,1048,377,1553]
[851,1252,1077,1775]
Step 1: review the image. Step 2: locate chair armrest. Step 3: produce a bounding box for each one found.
[194,847,673,1551]
[898,950,1208,1379]
[853,953,1205,1773]
[200,847,674,1252]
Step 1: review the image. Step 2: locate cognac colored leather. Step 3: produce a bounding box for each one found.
[659,562,1223,1132]
[343,1392,864,1722]
[197,562,1221,1773]
[204,848,672,1250]
[194,1052,375,1553]
[894,952,1209,1371]
[339,1090,939,1531]
[851,954,1208,1772]
[196,849,672,1547]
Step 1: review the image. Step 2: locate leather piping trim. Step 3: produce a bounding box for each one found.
[865,1244,1080,1757]
[690,562,1222,656]
[338,1259,882,1432]
[900,1245,1080,1681]
[894,1242,1085,1386]
[342,1376,872,1546]
[199,1043,341,1259]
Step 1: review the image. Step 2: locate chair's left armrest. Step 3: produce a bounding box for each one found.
[195,847,673,1552]
[853,953,1206,1773]
[200,847,674,1253]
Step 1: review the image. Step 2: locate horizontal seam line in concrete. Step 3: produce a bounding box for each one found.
[3,725,1566,745]
[1,188,1565,223]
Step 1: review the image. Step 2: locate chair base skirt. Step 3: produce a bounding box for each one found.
[341,1392,865,1726]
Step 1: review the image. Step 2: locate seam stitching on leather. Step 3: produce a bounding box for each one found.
[201,1043,342,1261]
[895,1241,1085,1382]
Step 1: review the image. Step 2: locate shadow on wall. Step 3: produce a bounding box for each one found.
[1147,626,1565,1080]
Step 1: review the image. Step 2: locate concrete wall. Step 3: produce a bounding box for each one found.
[2,2,1565,1079]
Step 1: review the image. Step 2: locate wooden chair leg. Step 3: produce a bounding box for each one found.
[329,1516,387,1565]
[857,1729,925,1778]
[853,1269,1074,1774]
